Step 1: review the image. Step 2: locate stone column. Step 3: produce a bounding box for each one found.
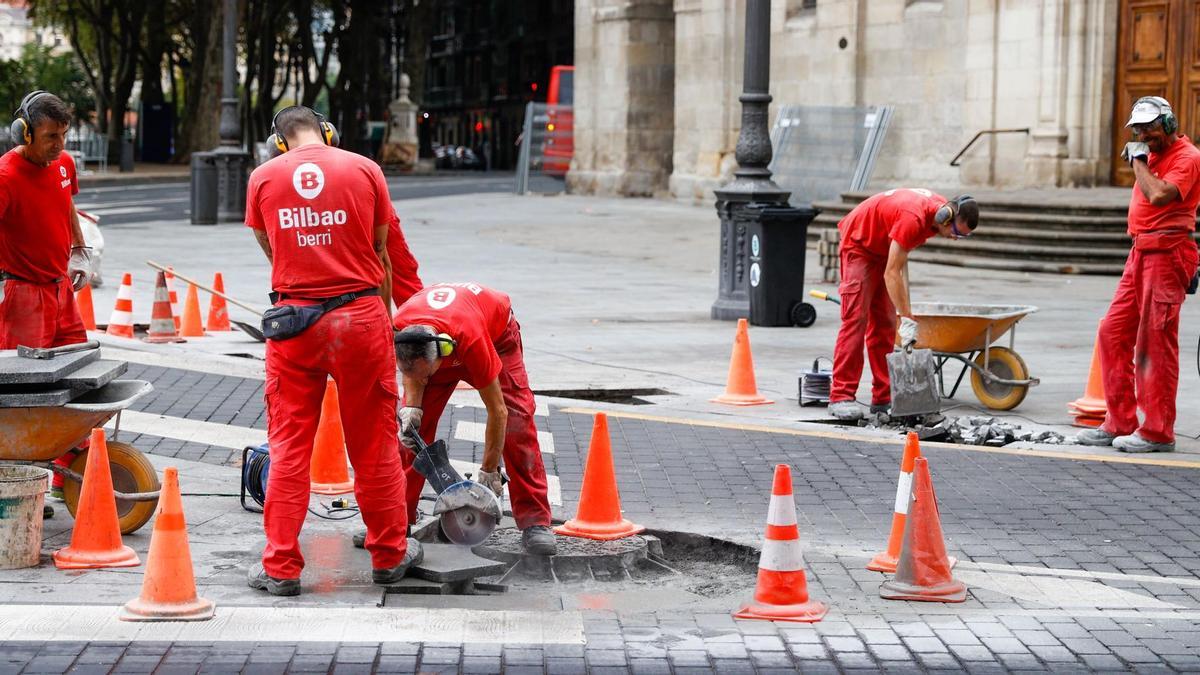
[379,73,419,171]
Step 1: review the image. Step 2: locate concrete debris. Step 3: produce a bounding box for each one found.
[867,413,1066,447]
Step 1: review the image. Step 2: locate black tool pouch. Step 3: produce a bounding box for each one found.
[261,288,379,341]
[1188,269,1199,296]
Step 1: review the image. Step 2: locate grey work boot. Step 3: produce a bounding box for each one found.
[522,525,557,556]
[869,402,891,415]
[352,529,366,549]
[1113,432,1175,453]
[247,563,301,597]
[828,400,863,421]
[372,538,425,585]
[1075,428,1118,447]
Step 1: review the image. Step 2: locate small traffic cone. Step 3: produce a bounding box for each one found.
[734,464,827,622]
[53,429,141,570]
[1068,324,1106,420]
[75,284,96,331]
[555,413,644,540]
[879,457,966,603]
[868,432,921,573]
[104,273,135,339]
[711,318,773,406]
[120,467,214,621]
[206,272,232,331]
[143,272,185,344]
[311,379,354,495]
[180,283,205,338]
[1072,414,1105,428]
[165,269,181,332]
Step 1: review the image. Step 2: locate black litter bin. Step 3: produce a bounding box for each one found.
[747,204,820,327]
[190,151,218,225]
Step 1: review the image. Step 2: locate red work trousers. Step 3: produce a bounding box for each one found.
[262,296,407,579]
[1097,243,1199,444]
[0,277,87,349]
[830,249,896,405]
[401,315,552,530]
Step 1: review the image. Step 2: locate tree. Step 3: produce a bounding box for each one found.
[0,43,94,123]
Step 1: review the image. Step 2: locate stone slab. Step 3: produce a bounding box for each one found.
[0,349,100,385]
[0,387,73,407]
[409,543,509,583]
[60,359,127,391]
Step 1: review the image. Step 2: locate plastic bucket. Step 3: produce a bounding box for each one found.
[0,465,49,569]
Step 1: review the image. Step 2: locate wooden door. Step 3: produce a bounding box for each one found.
[1113,0,1177,186]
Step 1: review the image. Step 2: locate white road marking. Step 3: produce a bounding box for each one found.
[450,390,549,417]
[449,458,562,507]
[956,570,1182,610]
[79,206,159,217]
[0,604,584,644]
[104,410,265,449]
[454,420,554,454]
[75,198,187,210]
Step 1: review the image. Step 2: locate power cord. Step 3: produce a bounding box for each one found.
[240,445,361,521]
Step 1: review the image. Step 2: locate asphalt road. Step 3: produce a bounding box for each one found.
[74,171,518,225]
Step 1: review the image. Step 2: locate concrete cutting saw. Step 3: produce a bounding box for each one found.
[404,429,502,546]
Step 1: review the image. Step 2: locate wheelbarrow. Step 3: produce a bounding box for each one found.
[0,380,160,534]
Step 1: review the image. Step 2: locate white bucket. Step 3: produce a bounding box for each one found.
[0,465,49,569]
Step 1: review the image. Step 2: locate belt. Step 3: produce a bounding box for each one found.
[269,287,380,304]
[0,271,62,284]
[1132,230,1195,252]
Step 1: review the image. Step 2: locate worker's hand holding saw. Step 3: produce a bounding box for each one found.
[476,469,504,497]
[397,406,422,450]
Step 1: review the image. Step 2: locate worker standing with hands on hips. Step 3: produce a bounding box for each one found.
[392,282,557,556]
[0,91,92,498]
[245,105,419,596]
[828,188,979,421]
[1077,96,1200,453]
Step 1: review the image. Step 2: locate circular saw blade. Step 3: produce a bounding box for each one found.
[439,506,499,546]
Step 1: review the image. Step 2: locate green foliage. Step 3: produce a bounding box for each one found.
[0,43,94,123]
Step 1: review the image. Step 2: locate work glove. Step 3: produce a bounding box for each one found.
[397,406,422,450]
[477,469,504,498]
[67,246,93,291]
[899,316,919,349]
[1122,141,1150,166]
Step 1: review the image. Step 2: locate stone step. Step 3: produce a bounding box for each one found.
[807,220,1150,250]
[907,249,1126,275]
[836,190,1131,218]
[813,203,1136,231]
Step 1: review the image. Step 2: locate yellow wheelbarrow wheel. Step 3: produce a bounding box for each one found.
[970,346,1030,411]
[63,441,160,535]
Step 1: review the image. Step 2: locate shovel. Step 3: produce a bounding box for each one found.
[886,345,941,418]
[145,260,267,342]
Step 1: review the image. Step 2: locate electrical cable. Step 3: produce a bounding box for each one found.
[241,445,360,520]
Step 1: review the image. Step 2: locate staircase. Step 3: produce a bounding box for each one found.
[809,190,1200,275]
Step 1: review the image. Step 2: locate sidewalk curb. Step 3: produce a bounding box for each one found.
[79,174,188,188]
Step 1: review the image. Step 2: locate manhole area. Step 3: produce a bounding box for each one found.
[533,388,671,405]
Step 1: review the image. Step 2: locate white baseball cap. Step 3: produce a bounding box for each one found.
[1126,96,1173,126]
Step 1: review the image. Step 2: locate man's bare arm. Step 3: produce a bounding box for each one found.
[884,241,912,318]
[252,229,273,263]
[374,222,392,314]
[68,199,84,248]
[477,378,508,472]
[1133,159,1181,206]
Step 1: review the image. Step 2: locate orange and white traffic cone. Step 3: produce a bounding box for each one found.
[143,272,185,344]
[75,284,96,331]
[879,457,966,603]
[206,272,232,331]
[1068,324,1106,426]
[165,268,181,332]
[734,464,827,622]
[555,413,645,540]
[105,273,135,339]
[711,318,773,406]
[53,429,141,570]
[311,379,354,495]
[868,432,921,573]
[180,283,205,338]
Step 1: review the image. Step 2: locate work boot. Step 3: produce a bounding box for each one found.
[247,563,301,597]
[352,529,366,549]
[1075,428,1118,447]
[372,538,425,585]
[522,526,557,556]
[869,402,891,415]
[828,400,863,421]
[1113,432,1175,453]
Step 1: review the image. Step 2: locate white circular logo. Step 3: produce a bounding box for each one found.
[59,166,67,178]
[751,234,760,257]
[292,162,325,200]
[750,262,761,287]
[426,288,457,310]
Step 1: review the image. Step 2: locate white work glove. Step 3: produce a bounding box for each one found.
[477,469,504,497]
[67,246,93,291]
[899,316,919,349]
[397,406,422,450]
[1122,141,1150,166]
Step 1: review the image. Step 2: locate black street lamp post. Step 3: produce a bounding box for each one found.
[212,0,251,223]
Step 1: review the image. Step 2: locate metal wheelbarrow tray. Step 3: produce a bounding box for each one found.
[905,303,1040,411]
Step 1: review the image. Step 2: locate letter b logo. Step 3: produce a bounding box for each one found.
[292,162,325,200]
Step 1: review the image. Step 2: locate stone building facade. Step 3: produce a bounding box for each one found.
[569,0,1123,201]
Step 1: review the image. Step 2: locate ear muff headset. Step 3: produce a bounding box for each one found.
[10,90,49,146]
[393,331,456,358]
[935,194,976,225]
[266,106,339,156]
[1133,96,1179,135]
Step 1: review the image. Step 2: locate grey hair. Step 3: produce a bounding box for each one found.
[394,324,440,364]
[27,93,70,129]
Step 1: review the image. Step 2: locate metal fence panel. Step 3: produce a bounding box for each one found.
[514,102,573,195]
[769,105,893,205]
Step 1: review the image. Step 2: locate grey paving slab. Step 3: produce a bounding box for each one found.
[0,348,98,384]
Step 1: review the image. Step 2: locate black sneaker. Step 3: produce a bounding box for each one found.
[247,564,301,596]
[522,525,557,556]
[372,538,424,585]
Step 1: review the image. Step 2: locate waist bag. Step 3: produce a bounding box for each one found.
[261,288,379,341]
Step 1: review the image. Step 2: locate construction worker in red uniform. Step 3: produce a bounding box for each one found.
[1077,96,1200,453]
[245,106,419,595]
[392,282,557,555]
[0,91,92,498]
[387,214,423,306]
[829,188,980,421]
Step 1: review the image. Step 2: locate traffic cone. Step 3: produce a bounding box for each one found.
[180,283,205,338]
[879,457,966,603]
[868,432,921,573]
[1068,324,1105,421]
[143,272,185,344]
[711,318,773,406]
[555,413,644,540]
[104,273,135,339]
[206,272,232,331]
[734,464,827,622]
[120,467,215,621]
[165,269,181,331]
[75,284,96,331]
[53,429,141,570]
[311,379,354,495]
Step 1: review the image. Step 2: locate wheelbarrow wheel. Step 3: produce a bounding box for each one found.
[63,441,160,534]
[970,346,1030,411]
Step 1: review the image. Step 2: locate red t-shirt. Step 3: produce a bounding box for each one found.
[0,149,78,283]
[1127,135,1200,236]
[387,214,423,306]
[246,144,395,297]
[392,283,511,388]
[838,188,946,258]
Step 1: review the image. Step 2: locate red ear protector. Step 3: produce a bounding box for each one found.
[393,331,456,358]
[10,90,49,146]
[266,106,338,156]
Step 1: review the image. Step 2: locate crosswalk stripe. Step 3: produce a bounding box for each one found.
[449,390,549,417]
[454,420,554,454]
[104,410,265,449]
[449,458,562,507]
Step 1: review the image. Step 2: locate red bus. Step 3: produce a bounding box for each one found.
[543,65,574,176]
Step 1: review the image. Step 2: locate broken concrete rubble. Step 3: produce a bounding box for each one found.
[865,412,1066,447]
